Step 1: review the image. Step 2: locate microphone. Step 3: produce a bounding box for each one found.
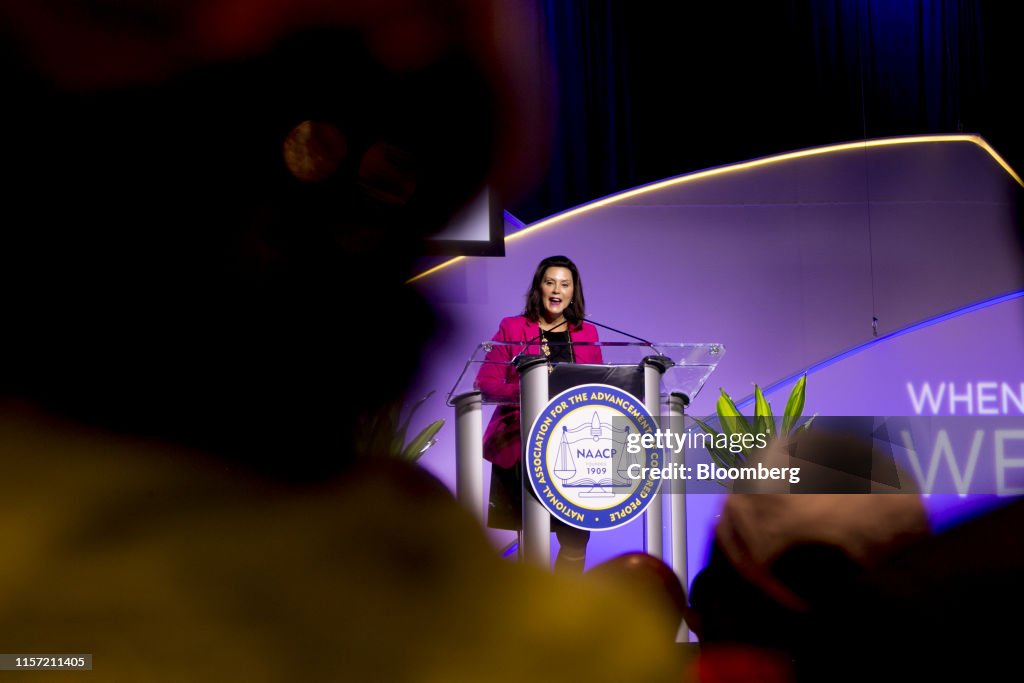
[576,313,666,357]
[512,318,569,361]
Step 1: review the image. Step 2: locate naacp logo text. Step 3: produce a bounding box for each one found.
[526,384,662,531]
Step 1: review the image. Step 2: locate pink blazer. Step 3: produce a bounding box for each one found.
[474,315,603,468]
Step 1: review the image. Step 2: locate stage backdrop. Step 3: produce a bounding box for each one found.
[407,135,1024,582]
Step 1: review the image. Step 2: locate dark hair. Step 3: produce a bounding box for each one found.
[523,255,586,327]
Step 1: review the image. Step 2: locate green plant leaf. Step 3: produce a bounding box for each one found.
[690,416,742,468]
[361,404,396,458]
[706,445,738,470]
[753,384,775,441]
[716,389,752,458]
[401,419,445,461]
[690,415,719,437]
[796,412,818,434]
[387,403,405,456]
[716,389,751,433]
[781,375,806,436]
[394,390,435,455]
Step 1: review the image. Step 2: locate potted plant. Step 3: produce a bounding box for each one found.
[693,375,812,483]
[355,390,445,462]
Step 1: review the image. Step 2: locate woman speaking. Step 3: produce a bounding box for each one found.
[475,255,603,572]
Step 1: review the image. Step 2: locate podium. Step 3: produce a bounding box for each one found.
[447,340,723,588]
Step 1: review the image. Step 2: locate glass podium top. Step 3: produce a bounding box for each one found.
[447,341,725,407]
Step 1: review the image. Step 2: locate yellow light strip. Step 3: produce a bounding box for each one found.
[970,137,1024,188]
[407,134,1022,284]
[408,255,466,283]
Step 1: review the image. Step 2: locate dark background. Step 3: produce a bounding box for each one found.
[512,1,1023,225]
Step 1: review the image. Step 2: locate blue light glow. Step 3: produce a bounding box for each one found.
[735,289,1024,410]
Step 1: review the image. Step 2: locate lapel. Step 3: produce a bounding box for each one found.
[526,319,541,355]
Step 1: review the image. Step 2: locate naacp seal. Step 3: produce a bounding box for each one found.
[525,383,662,531]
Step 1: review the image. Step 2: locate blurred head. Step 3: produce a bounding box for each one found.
[524,255,586,326]
[587,552,690,639]
[0,1,547,482]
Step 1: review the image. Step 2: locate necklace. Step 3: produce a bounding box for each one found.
[539,322,575,372]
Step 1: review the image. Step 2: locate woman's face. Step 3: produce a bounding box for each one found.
[539,266,574,322]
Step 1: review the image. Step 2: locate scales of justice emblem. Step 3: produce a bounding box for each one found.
[552,410,640,497]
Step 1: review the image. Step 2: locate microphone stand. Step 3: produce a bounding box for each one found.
[580,316,666,358]
[512,318,569,362]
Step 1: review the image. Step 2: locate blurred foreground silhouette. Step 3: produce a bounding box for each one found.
[0,2,686,680]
